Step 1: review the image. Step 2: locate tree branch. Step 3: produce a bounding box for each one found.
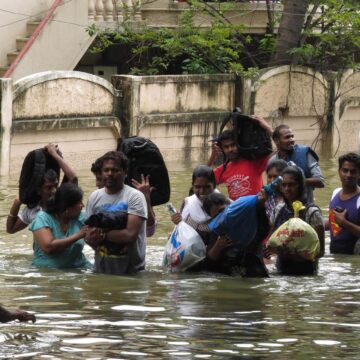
[191,0,258,67]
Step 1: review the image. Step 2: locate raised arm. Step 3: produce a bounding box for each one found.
[6,198,27,234]
[207,142,222,167]
[131,175,156,228]
[250,115,273,136]
[45,144,78,184]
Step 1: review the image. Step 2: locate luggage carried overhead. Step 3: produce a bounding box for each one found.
[219,107,273,160]
[117,136,171,206]
[19,148,61,208]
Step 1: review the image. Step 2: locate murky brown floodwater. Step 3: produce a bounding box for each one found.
[0,158,360,359]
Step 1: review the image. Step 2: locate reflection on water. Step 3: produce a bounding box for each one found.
[0,159,360,358]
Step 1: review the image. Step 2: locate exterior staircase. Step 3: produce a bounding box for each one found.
[0,21,40,77]
[0,0,94,82]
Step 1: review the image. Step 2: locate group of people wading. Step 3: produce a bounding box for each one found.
[3,116,360,323]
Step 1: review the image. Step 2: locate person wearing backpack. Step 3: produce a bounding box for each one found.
[270,124,324,202]
[208,115,272,201]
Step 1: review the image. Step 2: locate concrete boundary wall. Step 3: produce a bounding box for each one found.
[112,74,236,162]
[335,70,360,153]
[1,68,360,175]
[253,66,329,152]
[0,71,120,176]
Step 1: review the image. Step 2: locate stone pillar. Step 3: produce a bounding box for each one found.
[112,75,142,137]
[130,77,141,135]
[0,78,12,177]
[241,77,252,115]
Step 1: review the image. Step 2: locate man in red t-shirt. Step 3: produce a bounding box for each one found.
[208,116,272,201]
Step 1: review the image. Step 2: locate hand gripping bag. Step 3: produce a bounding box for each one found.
[163,221,206,272]
[268,201,320,261]
[219,108,273,160]
[19,148,62,208]
[208,195,258,257]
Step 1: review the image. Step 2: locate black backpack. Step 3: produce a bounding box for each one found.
[19,148,61,208]
[219,108,273,160]
[117,136,170,206]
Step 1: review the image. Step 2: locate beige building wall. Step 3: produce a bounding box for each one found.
[141,0,282,34]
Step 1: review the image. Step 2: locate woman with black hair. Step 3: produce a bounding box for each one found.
[169,165,234,272]
[7,143,78,234]
[272,165,325,275]
[171,165,220,245]
[29,183,90,269]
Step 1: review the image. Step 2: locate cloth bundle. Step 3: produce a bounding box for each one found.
[268,201,320,261]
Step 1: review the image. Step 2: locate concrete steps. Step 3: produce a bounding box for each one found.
[0,66,8,77]
[0,21,40,77]
[16,37,29,52]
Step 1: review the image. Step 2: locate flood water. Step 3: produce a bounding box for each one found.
[1,158,360,359]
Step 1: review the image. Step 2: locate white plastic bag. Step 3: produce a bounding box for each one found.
[163,221,206,272]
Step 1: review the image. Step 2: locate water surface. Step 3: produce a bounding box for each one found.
[0,158,359,359]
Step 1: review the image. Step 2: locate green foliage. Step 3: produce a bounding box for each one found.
[288,0,360,70]
[87,4,258,77]
[87,0,360,74]
[259,34,276,55]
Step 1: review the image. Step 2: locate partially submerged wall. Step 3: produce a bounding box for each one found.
[335,70,360,153]
[1,71,120,176]
[2,68,360,176]
[253,66,329,153]
[112,74,236,162]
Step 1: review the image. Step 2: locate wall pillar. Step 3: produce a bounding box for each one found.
[112,75,142,137]
[129,76,141,136]
[0,78,12,176]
